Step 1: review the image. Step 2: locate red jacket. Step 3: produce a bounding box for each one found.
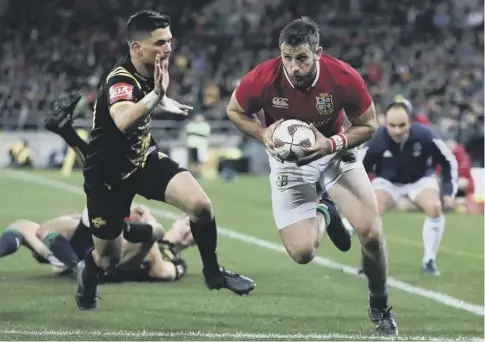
[414,112,432,126]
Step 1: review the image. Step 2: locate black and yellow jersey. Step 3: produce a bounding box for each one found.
[84,56,156,183]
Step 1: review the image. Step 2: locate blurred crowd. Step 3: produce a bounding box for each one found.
[0,0,483,163]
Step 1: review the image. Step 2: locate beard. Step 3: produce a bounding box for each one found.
[288,61,318,90]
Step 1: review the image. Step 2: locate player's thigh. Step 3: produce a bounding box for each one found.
[84,181,134,256]
[269,158,320,259]
[371,178,401,215]
[327,166,381,240]
[407,177,442,217]
[136,151,198,202]
[138,151,213,217]
[36,216,78,241]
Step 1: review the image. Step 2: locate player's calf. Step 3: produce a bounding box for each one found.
[164,171,255,295]
[413,188,445,274]
[75,248,99,310]
[38,231,79,270]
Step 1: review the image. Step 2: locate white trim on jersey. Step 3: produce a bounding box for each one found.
[432,138,459,197]
[283,60,320,90]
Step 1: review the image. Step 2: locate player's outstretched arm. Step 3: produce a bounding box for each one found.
[110,54,167,133]
[157,97,193,115]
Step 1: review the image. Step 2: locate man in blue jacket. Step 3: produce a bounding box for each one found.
[362,101,458,276]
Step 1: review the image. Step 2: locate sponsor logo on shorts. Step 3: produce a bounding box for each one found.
[109,83,134,104]
[91,217,106,229]
[276,173,289,190]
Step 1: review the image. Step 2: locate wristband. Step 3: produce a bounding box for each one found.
[329,133,348,152]
[141,90,162,110]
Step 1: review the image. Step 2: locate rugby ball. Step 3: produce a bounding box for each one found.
[272,119,316,162]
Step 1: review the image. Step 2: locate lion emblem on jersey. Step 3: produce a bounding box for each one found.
[316,93,334,115]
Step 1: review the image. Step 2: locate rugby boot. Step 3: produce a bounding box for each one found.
[317,194,352,252]
[369,306,399,337]
[423,259,440,276]
[204,266,255,296]
[44,91,82,134]
[75,260,98,310]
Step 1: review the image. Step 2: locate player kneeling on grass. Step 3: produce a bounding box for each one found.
[35,205,192,282]
[362,101,458,276]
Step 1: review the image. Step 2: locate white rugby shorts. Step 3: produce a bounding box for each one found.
[269,151,363,230]
[371,176,439,203]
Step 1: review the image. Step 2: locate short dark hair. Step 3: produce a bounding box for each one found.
[278,17,320,51]
[126,10,171,41]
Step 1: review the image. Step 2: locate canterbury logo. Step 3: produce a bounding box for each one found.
[272,97,289,109]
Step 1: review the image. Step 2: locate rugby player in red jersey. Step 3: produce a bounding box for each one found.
[226,18,397,336]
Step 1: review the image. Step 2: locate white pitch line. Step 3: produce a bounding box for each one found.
[3,171,485,317]
[0,329,483,341]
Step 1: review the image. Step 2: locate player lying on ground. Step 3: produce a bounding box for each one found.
[226,18,398,336]
[0,220,64,268]
[37,205,192,282]
[1,206,192,282]
[45,11,254,311]
[362,101,458,276]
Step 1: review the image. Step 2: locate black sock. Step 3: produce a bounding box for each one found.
[123,221,153,243]
[190,218,220,277]
[369,293,388,309]
[83,248,100,283]
[50,235,79,269]
[0,232,21,257]
[59,125,88,160]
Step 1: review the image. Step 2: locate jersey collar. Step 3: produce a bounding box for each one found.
[283,59,320,90]
[126,56,152,83]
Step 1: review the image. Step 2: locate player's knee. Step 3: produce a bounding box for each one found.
[287,245,316,264]
[354,215,383,247]
[95,255,120,271]
[90,219,123,240]
[426,202,443,218]
[186,195,213,223]
[35,226,49,241]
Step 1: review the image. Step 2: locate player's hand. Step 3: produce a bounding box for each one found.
[262,119,284,162]
[296,125,332,166]
[154,54,168,97]
[443,196,455,210]
[158,97,193,116]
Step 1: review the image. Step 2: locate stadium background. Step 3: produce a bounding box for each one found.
[0,0,483,340]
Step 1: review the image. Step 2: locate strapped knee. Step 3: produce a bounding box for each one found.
[42,232,61,248]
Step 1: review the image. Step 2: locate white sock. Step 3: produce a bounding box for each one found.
[341,217,356,237]
[422,215,445,264]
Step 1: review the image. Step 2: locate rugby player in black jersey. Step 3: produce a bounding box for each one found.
[45,10,255,310]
